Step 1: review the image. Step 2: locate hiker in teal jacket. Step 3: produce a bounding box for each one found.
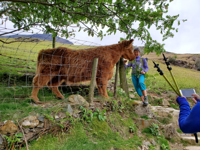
[124,47,149,105]
[176,94,200,133]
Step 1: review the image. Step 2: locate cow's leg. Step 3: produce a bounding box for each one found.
[101,79,109,98]
[48,76,64,99]
[96,77,103,96]
[96,77,109,98]
[31,74,51,104]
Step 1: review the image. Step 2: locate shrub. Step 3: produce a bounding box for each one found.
[168,56,176,64]
[195,58,200,71]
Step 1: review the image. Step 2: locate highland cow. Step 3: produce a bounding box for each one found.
[31,39,135,104]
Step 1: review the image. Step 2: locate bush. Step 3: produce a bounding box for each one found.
[168,56,176,64]
[195,58,200,71]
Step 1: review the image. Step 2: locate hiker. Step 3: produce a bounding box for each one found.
[176,94,200,133]
[124,47,149,105]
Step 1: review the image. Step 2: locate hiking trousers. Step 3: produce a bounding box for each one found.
[131,74,146,97]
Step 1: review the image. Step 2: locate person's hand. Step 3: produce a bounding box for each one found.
[124,59,127,65]
[141,71,145,74]
[191,94,200,104]
[176,96,187,105]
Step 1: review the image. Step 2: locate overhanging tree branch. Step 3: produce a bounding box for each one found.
[0,6,14,16]
[0,22,41,36]
[0,0,114,18]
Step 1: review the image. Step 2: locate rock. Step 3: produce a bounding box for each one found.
[135,118,161,130]
[25,132,35,141]
[129,88,134,92]
[57,112,67,119]
[135,103,156,119]
[24,128,30,134]
[143,140,151,147]
[151,106,180,129]
[129,94,135,99]
[68,95,89,108]
[0,120,18,135]
[38,116,45,122]
[131,100,142,105]
[37,123,44,128]
[0,134,5,150]
[163,123,179,139]
[63,104,73,115]
[21,116,39,128]
[162,99,170,107]
[184,146,200,150]
[0,135,3,145]
[129,100,141,106]
[29,128,36,132]
[110,87,114,93]
[141,145,149,150]
[181,136,200,145]
[150,139,156,146]
[137,146,142,150]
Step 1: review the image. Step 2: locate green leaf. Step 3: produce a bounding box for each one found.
[15,133,23,138]
[178,20,180,25]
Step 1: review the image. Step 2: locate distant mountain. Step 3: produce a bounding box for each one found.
[1,34,73,45]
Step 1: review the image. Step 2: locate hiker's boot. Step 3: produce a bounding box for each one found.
[143,96,149,106]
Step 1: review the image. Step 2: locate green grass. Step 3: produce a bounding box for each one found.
[0,81,72,121]
[177,129,183,133]
[22,117,142,150]
[141,115,149,120]
[0,38,94,75]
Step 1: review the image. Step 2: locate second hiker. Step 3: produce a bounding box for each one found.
[124,47,149,105]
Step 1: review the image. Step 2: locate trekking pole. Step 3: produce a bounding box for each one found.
[162,53,182,97]
[153,61,180,96]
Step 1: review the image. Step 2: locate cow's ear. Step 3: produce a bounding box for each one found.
[122,39,134,47]
[128,39,134,45]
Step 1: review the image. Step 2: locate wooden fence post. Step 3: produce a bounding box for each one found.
[52,36,56,48]
[114,61,119,98]
[119,57,129,98]
[88,58,98,104]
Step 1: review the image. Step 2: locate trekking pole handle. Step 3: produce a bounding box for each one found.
[162,53,168,61]
[162,53,171,70]
[153,61,163,75]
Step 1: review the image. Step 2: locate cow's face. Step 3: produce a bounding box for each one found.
[121,39,135,61]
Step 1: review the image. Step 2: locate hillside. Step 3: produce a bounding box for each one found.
[143,52,200,71]
[0,42,200,149]
[0,33,74,45]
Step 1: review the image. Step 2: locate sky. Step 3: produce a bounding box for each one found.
[1,0,200,54]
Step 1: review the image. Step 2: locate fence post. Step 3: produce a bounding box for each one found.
[119,57,129,98]
[88,58,98,104]
[52,36,56,48]
[114,61,119,98]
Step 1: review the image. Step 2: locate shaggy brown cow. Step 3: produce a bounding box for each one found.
[31,39,135,104]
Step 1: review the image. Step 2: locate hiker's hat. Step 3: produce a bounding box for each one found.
[133,47,140,52]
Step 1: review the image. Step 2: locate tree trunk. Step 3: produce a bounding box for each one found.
[88,58,98,103]
[119,57,129,98]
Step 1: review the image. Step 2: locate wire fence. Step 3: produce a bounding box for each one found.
[0,17,133,123]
